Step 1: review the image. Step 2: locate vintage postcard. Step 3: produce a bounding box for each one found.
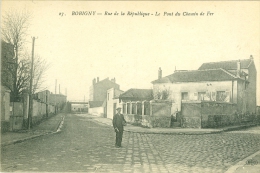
[1,1,260,173]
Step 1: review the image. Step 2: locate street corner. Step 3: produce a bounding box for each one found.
[234,154,260,173]
[226,150,260,173]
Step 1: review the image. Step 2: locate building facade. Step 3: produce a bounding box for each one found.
[49,93,67,110]
[89,77,120,101]
[152,56,257,114]
[106,88,124,119]
[1,40,15,98]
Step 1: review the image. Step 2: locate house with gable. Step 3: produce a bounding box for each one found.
[152,56,257,115]
[198,56,256,114]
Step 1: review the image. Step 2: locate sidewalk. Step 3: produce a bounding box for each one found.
[89,115,258,135]
[226,150,260,173]
[1,113,64,146]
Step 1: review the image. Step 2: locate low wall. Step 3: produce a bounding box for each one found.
[149,100,171,128]
[201,102,240,128]
[181,101,201,128]
[1,121,10,133]
[89,107,104,117]
[181,101,257,128]
[124,114,135,123]
[33,100,48,118]
[9,102,24,131]
[8,100,56,131]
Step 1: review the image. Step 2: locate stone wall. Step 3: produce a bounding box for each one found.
[181,101,257,128]
[10,102,24,130]
[9,99,56,131]
[149,100,171,128]
[1,121,10,133]
[89,107,104,117]
[181,101,201,128]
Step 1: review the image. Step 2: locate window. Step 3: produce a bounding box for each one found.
[198,92,206,101]
[127,103,130,114]
[132,103,136,114]
[123,103,126,114]
[181,92,189,100]
[216,91,226,101]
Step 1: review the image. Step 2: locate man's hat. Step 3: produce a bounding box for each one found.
[116,107,122,110]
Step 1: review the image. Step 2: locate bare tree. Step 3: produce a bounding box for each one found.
[153,87,171,100]
[31,54,49,94]
[1,9,31,101]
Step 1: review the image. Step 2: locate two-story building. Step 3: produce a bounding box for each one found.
[89,77,120,101]
[152,56,257,114]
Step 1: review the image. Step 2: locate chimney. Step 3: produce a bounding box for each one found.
[93,78,96,85]
[158,67,162,79]
[111,77,116,83]
[97,77,99,83]
[250,55,253,60]
[237,60,241,77]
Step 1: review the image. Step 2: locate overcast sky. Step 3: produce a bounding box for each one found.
[2,1,260,104]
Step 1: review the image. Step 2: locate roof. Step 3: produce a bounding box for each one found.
[198,58,253,70]
[152,68,242,84]
[119,89,153,100]
[89,101,104,108]
[95,78,119,86]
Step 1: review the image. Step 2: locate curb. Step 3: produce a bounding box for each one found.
[89,118,258,135]
[1,115,65,147]
[90,118,224,135]
[225,150,260,173]
[1,132,52,147]
[123,129,224,135]
[222,124,258,132]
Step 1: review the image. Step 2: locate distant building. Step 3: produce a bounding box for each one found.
[152,56,257,113]
[88,101,105,116]
[1,40,15,99]
[49,93,67,109]
[89,77,120,101]
[71,104,88,113]
[106,88,124,119]
[119,88,153,102]
[33,90,51,103]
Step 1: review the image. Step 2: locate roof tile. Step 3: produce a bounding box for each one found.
[152,69,239,83]
[198,59,252,70]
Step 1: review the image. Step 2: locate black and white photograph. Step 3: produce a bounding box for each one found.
[1,1,260,173]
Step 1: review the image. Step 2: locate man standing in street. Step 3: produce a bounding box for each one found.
[113,107,126,148]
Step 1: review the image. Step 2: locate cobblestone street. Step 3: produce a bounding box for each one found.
[1,114,260,173]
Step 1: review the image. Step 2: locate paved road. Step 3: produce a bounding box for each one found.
[1,114,260,173]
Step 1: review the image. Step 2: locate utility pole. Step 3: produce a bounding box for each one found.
[46,90,48,118]
[55,79,57,114]
[28,37,35,130]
